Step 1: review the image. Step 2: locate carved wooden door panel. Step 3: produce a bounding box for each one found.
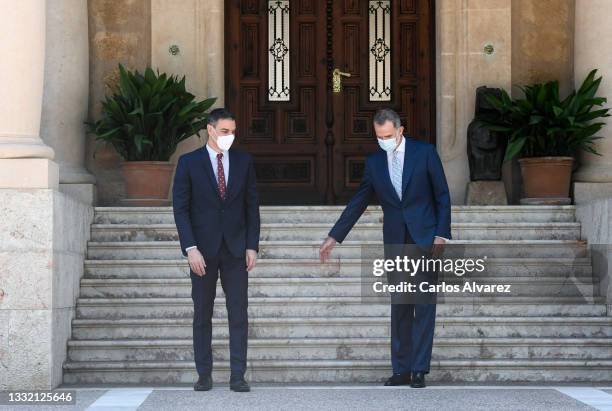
[225,0,434,204]
[330,0,435,203]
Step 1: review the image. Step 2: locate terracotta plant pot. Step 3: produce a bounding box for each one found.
[120,161,175,206]
[518,156,574,201]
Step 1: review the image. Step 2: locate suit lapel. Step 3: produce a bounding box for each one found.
[199,146,221,201]
[401,136,417,198]
[224,149,238,201]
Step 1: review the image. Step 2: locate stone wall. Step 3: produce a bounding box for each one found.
[436,0,512,205]
[84,0,581,205]
[573,0,612,202]
[151,0,224,166]
[86,0,152,205]
[503,0,575,203]
[511,0,575,97]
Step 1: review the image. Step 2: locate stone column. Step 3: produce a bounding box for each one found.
[573,0,612,203]
[0,1,93,390]
[40,0,96,203]
[0,0,58,188]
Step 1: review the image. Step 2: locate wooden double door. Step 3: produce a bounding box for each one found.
[225,0,435,204]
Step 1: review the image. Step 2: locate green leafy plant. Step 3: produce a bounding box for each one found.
[87,64,216,161]
[475,69,610,161]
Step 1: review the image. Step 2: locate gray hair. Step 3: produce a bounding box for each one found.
[373,108,401,128]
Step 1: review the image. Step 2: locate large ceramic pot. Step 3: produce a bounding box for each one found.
[121,161,175,206]
[518,156,574,201]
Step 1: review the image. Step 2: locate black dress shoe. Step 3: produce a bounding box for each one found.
[410,371,426,388]
[194,374,212,391]
[229,375,251,392]
[384,373,411,386]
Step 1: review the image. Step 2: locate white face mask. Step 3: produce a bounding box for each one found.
[377,133,400,152]
[216,133,235,151]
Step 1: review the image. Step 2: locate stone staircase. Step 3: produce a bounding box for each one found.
[63,206,612,384]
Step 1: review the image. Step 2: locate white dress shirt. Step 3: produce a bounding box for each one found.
[388,136,448,243]
[206,143,230,183]
[386,134,406,183]
[185,144,231,253]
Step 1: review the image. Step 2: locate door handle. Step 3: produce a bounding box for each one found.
[333,68,351,93]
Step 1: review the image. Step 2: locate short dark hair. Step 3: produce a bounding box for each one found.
[373,108,401,128]
[207,108,236,126]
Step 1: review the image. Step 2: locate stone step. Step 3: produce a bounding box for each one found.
[89,222,582,242]
[62,358,612,384]
[75,296,606,319]
[86,240,589,260]
[93,205,577,224]
[78,277,599,298]
[83,257,594,279]
[69,204,606,386]
[70,316,612,340]
[66,337,612,362]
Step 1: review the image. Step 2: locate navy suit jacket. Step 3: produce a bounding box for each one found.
[329,136,451,246]
[172,146,260,258]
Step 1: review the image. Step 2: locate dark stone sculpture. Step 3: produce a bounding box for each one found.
[467,86,507,181]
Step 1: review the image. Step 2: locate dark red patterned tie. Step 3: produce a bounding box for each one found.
[217,152,226,200]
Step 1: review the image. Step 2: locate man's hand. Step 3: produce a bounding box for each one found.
[187,248,207,276]
[246,249,257,271]
[319,236,337,263]
[431,236,447,258]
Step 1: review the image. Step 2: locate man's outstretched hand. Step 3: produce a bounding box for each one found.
[431,236,447,258]
[319,236,337,263]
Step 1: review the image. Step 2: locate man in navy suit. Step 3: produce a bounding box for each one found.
[319,108,451,388]
[173,108,260,392]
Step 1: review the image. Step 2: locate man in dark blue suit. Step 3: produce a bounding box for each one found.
[173,108,260,393]
[320,108,451,388]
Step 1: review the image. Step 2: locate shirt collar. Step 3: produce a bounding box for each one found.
[392,135,406,154]
[206,143,227,158]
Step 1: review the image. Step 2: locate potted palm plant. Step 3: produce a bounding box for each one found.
[476,69,610,203]
[87,64,216,205]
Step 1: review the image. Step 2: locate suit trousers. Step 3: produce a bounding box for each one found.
[190,239,248,377]
[390,228,437,374]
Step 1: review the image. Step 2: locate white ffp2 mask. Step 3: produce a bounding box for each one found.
[216,134,235,151]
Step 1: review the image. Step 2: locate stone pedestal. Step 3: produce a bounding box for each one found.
[465,181,508,205]
[59,184,97,205]
[0,190,93,390]
[0,159,58,189]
